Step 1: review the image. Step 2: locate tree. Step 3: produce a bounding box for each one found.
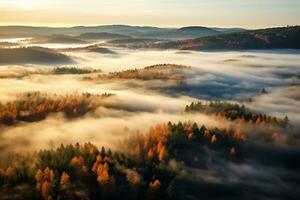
[41,181,52,200]
[283,116,289,128]
[146,179,161,200]
[158,146,166,162]
[211,135,217,144]
[35,167,55,200]
[147,148,154,159]
[35,169,43,191]
[60,172,70,185]
[97,164,110,185]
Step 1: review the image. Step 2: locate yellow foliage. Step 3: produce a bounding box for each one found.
[97,169,110,185]
[211,135,217,144]
[43,167,55,182]
[0,93,111,125]
[41,181,52,200]
[157,141,164,154]
[149,124,169,143]
[147,148,154,159]
[92,155,103,173]
[158,146,166,161]
[35,167,55,199]
[95,161,110,185]
[60,172,70,185]
[71,156,83,165]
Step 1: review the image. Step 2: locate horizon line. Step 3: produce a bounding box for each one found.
[0,23,299,30]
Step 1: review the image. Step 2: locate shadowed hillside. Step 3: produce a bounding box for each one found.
[102,64,189,80]
[0,47,72,64]
[27,35,87,44]
[0,25,244,40]
[61,45,117,54]
[78,32,131,40]
[0,117,299,200]
[148,26,300,50]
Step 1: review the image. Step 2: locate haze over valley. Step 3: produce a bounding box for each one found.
[0,1,300,200]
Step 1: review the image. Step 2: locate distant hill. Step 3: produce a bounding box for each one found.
[28,35,87,44]
[211,27,246,33]
[148,26,300,50]
[0,25,244,40]
[62,45,116,54]
[0,47,72,64]
[0,25,173,38]
[78,32,131,40]
[106,38,166,48]
[176,26,219,36]
[138,26,222,39]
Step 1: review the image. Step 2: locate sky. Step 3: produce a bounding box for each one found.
[0,0,299,28]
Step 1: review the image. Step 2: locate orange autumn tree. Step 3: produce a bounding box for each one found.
[92,154,115,191]
[211,135,217,144]
[35,167,55,200]
[146,179,162,200]
[0,92,113,125]
[97,162,110,185]
[147,148,154,159]
[70,155,88,172]
[60,172,70,185]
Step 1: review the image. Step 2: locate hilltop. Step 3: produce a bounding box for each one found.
[148,26,300,50]
[0,47,72,64]
[27,35,87,44]
[78,32,131,40]
[0,25,244,40]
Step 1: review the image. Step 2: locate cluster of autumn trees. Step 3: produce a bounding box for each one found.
[52,67,101,75]
[0,92,112,125]
[127,122,240,164]
[0,141,168,200]
[185,101,289,128]
[105,64,188,80]
[0,120,246,200]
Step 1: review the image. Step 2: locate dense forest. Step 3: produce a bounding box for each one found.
[104,64,188,80]
[0,92,112,125]
[52,67,101,75]
[148,26,300,50]
[1,98,299,199]
[185,101,290,128]
[0,118,299,199]
[62,45,117,54]
[78,32,131,40]
[26,35,87,44]
[0,23,299,199]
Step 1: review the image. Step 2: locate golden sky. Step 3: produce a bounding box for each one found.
[0,0,299,28]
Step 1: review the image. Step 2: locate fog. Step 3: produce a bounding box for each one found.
[0,44,300,155]
[1,39,300,200]
[66,48,300,73]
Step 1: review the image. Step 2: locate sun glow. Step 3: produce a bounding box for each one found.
[7,0,40,9]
